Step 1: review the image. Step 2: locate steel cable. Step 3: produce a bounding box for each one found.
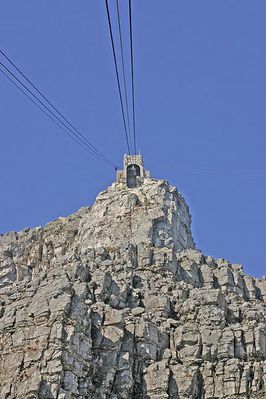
[116,0,132,150]
[105,0,131,154]
[129,0,137,154]
[0,49,116,168]
[0,67,114,165]
[0,59,116,168]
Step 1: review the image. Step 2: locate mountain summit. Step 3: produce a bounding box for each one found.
[0,157,265,398]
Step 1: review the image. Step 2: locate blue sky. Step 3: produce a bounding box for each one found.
[0,1,265,278]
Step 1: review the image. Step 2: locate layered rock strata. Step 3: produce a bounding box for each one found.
[0,179,265,398]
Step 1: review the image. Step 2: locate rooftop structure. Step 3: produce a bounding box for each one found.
[116,154,150,188]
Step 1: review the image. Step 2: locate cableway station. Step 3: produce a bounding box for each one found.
[116,154,150,188]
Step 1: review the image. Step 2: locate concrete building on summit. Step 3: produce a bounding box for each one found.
[116,154,150,188]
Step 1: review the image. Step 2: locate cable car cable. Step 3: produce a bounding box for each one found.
[129,0,137,154]
[115,0,132,150]
[0,49,116,168]
[0,60,116,168]
[105,0,131,155]
[0,66,113,167]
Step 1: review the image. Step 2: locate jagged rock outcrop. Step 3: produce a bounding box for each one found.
[0,179,265,398]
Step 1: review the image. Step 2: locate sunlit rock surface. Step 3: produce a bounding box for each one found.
[0,179,265,398]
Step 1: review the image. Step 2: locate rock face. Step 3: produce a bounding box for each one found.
[0,178,265,398]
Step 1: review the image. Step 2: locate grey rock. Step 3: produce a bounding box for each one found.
[0,178,265,398]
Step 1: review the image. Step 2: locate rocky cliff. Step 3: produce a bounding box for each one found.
[0,178,265,398]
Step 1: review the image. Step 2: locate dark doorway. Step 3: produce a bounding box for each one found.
[126,164,140,188]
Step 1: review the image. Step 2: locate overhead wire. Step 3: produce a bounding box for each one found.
[0,66,109,162]
[0,54,116,168]
[0,49,116,168]
[129,0,137,154]
[105,0,131,155]
[115,0,132,151]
